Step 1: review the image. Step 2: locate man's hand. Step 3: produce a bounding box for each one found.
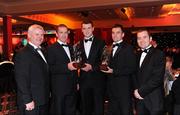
[101,66,113,74]
[68,61,77,71]
[25,101,35,111]
[134,89,144,100]
[81,63,92,72]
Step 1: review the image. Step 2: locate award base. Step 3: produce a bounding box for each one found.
[73,62,85,69]
[100,64,108,71]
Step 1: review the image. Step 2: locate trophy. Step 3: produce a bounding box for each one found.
[73,42,85,69]
[100,45,112,71]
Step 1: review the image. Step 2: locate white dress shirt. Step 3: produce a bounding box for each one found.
[57,40,71,61]
[84,35,94,58]
[112,40,123,57]
[29,42,47,63]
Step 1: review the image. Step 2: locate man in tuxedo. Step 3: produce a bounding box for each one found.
[47,24,77,115]
[14,24,49,115]
[78,20,106,115]
[102,24,136,115]
[134,29,165,115]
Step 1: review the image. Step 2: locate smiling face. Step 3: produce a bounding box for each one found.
[28,27,44,47]
[112,27,124,42]
[56,26,69,43]
[137,30,152,49]
[82,23,94,38]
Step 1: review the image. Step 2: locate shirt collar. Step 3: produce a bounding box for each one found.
[57,39,67,45]
[29,42,41,49]
[84,35,94,40]
[113,40,123,45]
[142,45,152,51]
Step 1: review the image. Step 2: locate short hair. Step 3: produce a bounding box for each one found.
[56,24,68,32]
[136,28,151,37]
[28,24,44,34]
[112,24,124,32]
[81,20,94,27]
[27,24,44,39]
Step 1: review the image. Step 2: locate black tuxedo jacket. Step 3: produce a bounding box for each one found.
[78,37,106,88]
[135,47,165,107]
[14,44,49,106]
[47,42,77,96]
[108,41,136,98]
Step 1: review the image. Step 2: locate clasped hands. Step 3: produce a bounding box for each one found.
[68,61,92,72]
[101,66,113,74]
[25,101,35,111]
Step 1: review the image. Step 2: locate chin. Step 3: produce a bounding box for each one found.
[37,42,42,46]
[85,35,90,38]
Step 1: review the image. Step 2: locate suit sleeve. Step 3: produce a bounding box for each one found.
[14,52,33,104]
[113,46,136,76]
[138,51,165,98]
[132,71,138,90]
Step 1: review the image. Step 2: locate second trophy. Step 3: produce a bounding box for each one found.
[100,45,112,71]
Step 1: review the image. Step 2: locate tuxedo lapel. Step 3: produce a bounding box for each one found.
[88,38,97,60]
[137,51,142,69]
[69,46,74,61]
[56,42,71,62]
[41,49,47,60]
[113,42,124,58]
[80,41,88,61]
[35,50,45,61]
[26,44,47,64]
[27,44,43,61]
[140,47,154,69]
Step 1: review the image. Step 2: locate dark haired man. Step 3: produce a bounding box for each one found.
[47,24,77,115]
[78,20,106,115]
[134,29,165,115]
[102,24,136,115]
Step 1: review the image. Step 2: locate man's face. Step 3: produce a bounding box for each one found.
[29,28,44,47]
[112,27,124,42]
[82,23,94,38]
[56,26,69,43]
[137,30,152,49]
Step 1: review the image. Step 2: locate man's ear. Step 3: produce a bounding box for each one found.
[122,32,125,38]
[92,27,94,31]
[55,31,58,37]
[150,36,152,41]
[27,32,32,40]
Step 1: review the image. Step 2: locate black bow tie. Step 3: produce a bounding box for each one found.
[61,44,68,47]
[84,38,93,43]
[36,47,42,51]
[113,43,121,48]
[142,47,151,53]
[142,49,148,53]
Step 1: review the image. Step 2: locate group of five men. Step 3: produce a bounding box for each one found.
[14,20,165,115]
